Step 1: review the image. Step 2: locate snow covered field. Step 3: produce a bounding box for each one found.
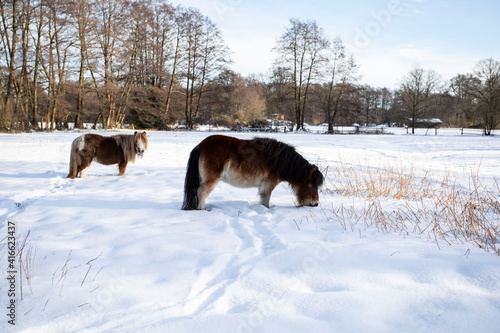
[1,129,499,333]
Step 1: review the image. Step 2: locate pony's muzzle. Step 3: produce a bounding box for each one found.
[137,148,145,157]
[308,202,319,207]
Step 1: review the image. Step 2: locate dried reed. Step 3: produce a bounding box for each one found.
[324,160,500,254]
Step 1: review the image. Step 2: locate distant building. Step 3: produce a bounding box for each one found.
[270,114,285,121]
[409,118,442,128]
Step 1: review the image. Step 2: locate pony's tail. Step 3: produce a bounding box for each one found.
[67,138,80,179]
[182,147,201,210]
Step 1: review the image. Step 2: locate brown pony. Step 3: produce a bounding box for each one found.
[182,135,324,210]
[67,132,148,178]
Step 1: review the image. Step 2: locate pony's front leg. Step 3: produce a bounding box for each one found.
[118,160,128,176]
[77,157,92,178]
[260,194,271,208]
[79,168,87,178]
[258,181,278,208]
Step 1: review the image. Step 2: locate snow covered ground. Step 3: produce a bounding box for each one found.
[1,129,499,333]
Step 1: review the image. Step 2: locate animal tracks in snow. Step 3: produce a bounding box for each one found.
[183,206,287,316]
[1,171,73,222]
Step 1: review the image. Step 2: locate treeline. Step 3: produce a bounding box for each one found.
[0,0,230,131]
[1,1,499,134]
[270,19,500,135]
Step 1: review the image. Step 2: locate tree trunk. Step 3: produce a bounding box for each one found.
[2,0,19,126]
[164,27,181,119]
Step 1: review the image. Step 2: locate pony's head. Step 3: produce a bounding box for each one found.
[295,165,324,207]
[134,131,148,157]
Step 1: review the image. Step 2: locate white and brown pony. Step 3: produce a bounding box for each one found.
[182,135,324,210]
[67,132,148,178]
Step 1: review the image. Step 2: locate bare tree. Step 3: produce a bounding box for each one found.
[40,0,73,130]
[68,0,94,128]
[378,87,394,125]
[358,85,379,125]
[163,6,184,120]
[149,0,174,88]
[469,58,500,135]
[265,67,294,124]
[274,18,329,130]
[116,0,155,127]
[0,0,235,130]
[398,67,442,134]
[181,9,229,129]
[0,0,22,128]
[210,70,265,125]
[29,0,47,129]
[16,0,35,130]
[449,74,480,127]
[322,37,358,133]
[193,18,229,119]
[181,8,202,129]
[91,0,125,128]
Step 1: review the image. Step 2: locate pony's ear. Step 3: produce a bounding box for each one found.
[134,131,138,135]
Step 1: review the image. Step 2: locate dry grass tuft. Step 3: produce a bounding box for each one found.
[323,160,500,254]
[18,231,36,299]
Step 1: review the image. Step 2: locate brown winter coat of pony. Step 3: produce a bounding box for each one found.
[67,132,148,178]
[182,135,323,210]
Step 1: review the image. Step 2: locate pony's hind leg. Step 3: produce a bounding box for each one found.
[197,153,224,210]
[197,178,219,210]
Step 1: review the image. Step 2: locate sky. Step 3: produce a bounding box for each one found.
[170,0,500,89]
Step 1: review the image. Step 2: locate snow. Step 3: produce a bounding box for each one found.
[1,129,499,333]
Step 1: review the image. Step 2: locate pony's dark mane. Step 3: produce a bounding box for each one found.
[251,137,316,185]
